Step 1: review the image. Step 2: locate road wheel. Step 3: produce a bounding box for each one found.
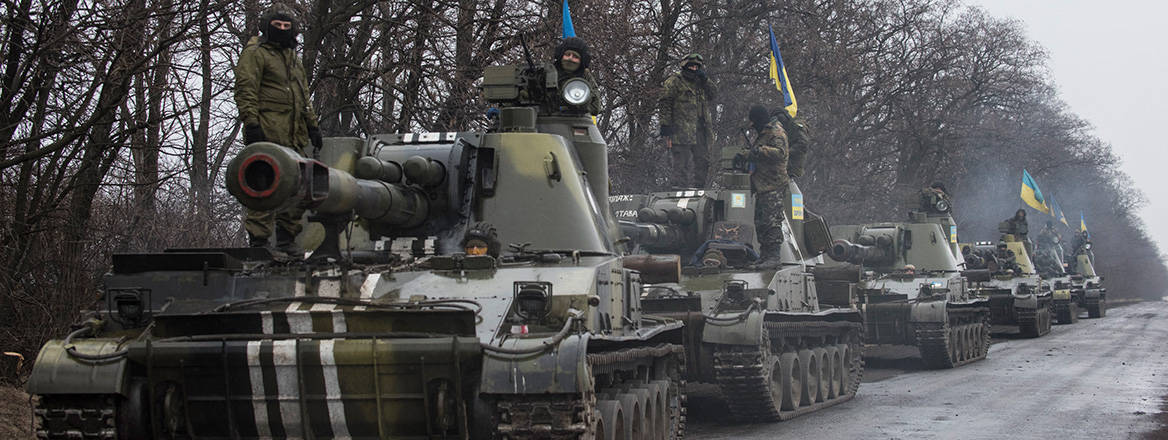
[798,348,818,406]
[636,382,667,440]
[814,347,830,403]
[779,351,801,410]
[596,399,625,440]
[614,393,645,440]
[826,345,842,399]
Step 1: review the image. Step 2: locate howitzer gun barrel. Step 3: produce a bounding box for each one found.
[827,239,891,265]
[619,220,686,249]
[226,142,429,228]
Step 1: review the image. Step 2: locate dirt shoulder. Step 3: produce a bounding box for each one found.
[0,384,34,439]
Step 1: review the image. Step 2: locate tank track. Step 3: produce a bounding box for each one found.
[915,314,990,369]
[35,395,118,440]
[1054,301,1080,324]
[496,344,686,440]
[1018,306,1052,338]
[1085,298,1106,318]
[712,320,863,422]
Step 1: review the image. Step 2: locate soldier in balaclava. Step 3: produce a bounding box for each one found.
[746,104,790,267]
[233,4,322,255]
[658,53,717,188]
[550,37,602,115]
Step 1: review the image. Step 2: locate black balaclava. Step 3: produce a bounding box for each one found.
[554,37,591,73]
[261,8,298,49]
[749,105,770,131]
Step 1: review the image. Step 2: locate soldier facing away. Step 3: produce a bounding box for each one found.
[233,5,322,254]
[658,53,717,188]
[747,104,790,267]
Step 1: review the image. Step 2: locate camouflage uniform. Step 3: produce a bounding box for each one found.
[658,58,717,187]
[773,111,811,178]
[749,119,790,258]
[234,9,319,244]
[548,37,602,116]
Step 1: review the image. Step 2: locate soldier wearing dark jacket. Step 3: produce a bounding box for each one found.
[658,53,717,188]
[747,105,790,265]
[548,37,601,116]
[233,5,322,253]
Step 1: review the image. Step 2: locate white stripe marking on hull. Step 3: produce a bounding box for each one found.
[246,341,272,438]
[272,340,302,438]
[319,340,350,438]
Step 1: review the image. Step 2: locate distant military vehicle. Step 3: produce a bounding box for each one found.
[611,147,864,422]
[962,225,1053,338]
[1032,229,1080,324]
[1066,235,1107,318]
[821,203,991,369]
[27,63,687,439]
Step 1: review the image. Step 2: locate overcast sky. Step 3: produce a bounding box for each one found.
[970,0,1168,255]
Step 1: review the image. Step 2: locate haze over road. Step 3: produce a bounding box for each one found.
[687,301,1168,439]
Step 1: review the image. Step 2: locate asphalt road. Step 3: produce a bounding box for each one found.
[686,300,1168,440]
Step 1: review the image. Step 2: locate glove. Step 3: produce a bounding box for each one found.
[243,124,265,144]
[308,126,323,158]
[659,125,673,137]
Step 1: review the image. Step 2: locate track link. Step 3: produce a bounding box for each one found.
[1055,301,1080,324]
[915,317,990,369]
[1018,306,1052,338]
[35,395,118,440]
[497,344,686,439]
[712,322,863,422]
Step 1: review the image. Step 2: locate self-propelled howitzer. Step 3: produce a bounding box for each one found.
[27,64,687,440]
[611,146,865,423]
[818,209,991,369]
[961,228,1053,338]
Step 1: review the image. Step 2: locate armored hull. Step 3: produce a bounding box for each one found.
[614,179,864,423]
[29,65,689,439]
[822,214,991,369]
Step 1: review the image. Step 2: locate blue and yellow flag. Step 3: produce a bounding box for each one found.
[767,25,797,118]
[1020,169,1050,214]
[562,0,576,38]
[1080,212,1089,236]
[1050,197,1069,227]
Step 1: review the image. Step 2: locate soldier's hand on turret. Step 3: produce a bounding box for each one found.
[243,124,265,144]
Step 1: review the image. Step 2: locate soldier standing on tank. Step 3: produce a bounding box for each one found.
[1002,208,1032,254]
[550,37,601,115]
[746,105,789,267]
[233,5,323,254]
[658,53,717,188]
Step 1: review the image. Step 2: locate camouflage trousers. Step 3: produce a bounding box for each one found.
[244,205,305,242]
[755,190,786,258]
[669,140,710,188]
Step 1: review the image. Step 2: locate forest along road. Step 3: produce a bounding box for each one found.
[686,300,1168,439]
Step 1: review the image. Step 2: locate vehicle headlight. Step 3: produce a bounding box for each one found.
[562,79,592,106]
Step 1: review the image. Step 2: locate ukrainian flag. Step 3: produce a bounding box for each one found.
[1080,212,1089,236]
[1020,169,1051,214]
[1051,197,1069,227]
[562,0,576,37]
[768,25,797,118]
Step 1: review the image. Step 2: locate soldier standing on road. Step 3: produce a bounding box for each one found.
[233,5,323,254]
[746,105,789,267]
[658,53,717,188]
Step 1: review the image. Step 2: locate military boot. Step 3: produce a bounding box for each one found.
[274,228,303,259]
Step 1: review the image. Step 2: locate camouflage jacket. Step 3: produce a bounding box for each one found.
[748,120,789,194]
[234,36,318,152]
[658,72,716,145]
[773,111,811,177]
[917,188,951,214]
